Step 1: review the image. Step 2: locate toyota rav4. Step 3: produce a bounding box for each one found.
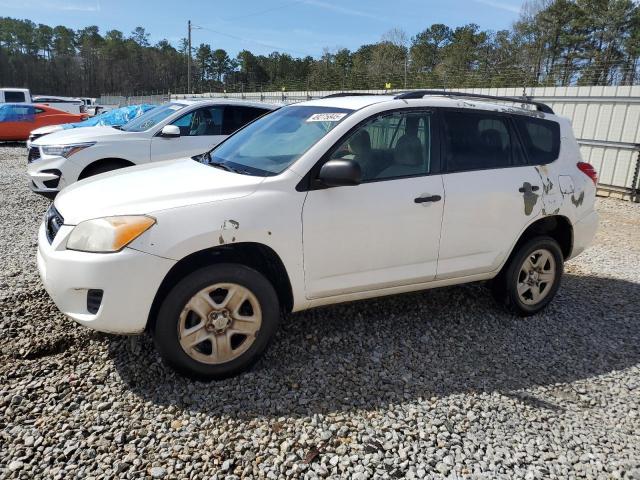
[37,91,599,379]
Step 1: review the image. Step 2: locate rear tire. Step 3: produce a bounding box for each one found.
[153,264,280,380]
[492,236,564,316]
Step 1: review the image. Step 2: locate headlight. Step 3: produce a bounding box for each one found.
[42,142,95,158]
[66,216,156,253]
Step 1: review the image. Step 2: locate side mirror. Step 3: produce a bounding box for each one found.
[318,159,362,187]
[160,125,180,138]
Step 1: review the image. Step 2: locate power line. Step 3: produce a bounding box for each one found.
[222,0,306,21]
[194,24,314,57]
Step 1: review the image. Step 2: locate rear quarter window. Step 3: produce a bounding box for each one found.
[4,91,26,102]
[515,116,561,165]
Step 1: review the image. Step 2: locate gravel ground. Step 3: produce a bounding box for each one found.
[1,144,639,480]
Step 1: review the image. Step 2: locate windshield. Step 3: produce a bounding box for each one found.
[121,103,186,132]
[208,105,353,176]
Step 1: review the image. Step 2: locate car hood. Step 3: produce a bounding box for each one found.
[55,158,265,224]
[31,124,64,136]
[32,125,130,145]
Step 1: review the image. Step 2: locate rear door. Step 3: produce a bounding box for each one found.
[436,108,542,279]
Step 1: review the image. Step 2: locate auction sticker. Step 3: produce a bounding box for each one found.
[306,113,347,122]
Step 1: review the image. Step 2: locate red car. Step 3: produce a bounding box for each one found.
[0,103,88,141]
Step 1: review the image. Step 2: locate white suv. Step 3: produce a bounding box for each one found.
[37,91,599,379]
[27,99,277,196]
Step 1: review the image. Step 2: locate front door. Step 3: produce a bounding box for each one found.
[302,110,445,299]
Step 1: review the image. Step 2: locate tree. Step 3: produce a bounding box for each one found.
[411,24,452,73]
[1,5,639,97]
[211,48,231,82]
[130,26,150,47]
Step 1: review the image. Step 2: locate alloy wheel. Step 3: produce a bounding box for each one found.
[516,248,557,306]
[178,283,262,364]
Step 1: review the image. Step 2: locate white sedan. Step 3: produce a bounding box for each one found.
[27,99,278,197]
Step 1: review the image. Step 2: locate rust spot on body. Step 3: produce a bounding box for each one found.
[542,207,560,216]
[521,182,539,215]
[571,191,584,207]
[222,219,240,230]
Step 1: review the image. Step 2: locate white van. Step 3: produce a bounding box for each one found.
[0,88,32,104]
[32,96,84,114]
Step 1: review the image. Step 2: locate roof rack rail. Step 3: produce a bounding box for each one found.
[322,92,380,99]
[394,90,554,114]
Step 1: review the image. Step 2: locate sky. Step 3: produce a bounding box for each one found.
[0,0,525,57]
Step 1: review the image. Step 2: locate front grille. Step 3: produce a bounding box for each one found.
[45,205,64,244]
[87,289,104,314]
[28,146,41,163]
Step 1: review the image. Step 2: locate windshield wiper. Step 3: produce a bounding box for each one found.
[201,152,254,175]
[111,125,123,130]
[208,160,235,172]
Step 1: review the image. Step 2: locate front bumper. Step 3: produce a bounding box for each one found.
[27,151,79,195]
[37,222,176,334]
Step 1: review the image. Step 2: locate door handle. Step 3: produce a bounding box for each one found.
[414,195,442,203]
[518,184,540,192]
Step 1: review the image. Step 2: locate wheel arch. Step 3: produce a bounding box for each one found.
[78,158,135,179]
[146,242,294,332]
[503,215,574,272]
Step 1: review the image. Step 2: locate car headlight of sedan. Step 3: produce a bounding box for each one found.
[66,216,156,253]
[41,142,95,158]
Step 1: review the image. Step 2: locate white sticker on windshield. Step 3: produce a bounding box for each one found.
[306,113,347,122]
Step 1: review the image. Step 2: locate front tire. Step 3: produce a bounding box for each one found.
[153,264,280,380]
[493,236,564,316]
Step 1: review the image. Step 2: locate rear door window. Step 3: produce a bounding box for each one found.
[441,110,525,172]
[515,117,561,165]
[222,106,270,135]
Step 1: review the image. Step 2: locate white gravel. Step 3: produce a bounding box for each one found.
[1,144,639,479]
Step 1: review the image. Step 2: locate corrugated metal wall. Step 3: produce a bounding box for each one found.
[111,87,640,200]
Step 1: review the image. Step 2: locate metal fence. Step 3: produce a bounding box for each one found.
[102,87,640,201]
[97,94,168,107]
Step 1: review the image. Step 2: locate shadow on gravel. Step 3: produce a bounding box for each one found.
[109,273,640,418]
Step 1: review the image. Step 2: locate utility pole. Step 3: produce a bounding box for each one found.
[404,56,407,89]
[187,20,192,95]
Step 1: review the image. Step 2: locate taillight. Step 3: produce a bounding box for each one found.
[577,162,598,185]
